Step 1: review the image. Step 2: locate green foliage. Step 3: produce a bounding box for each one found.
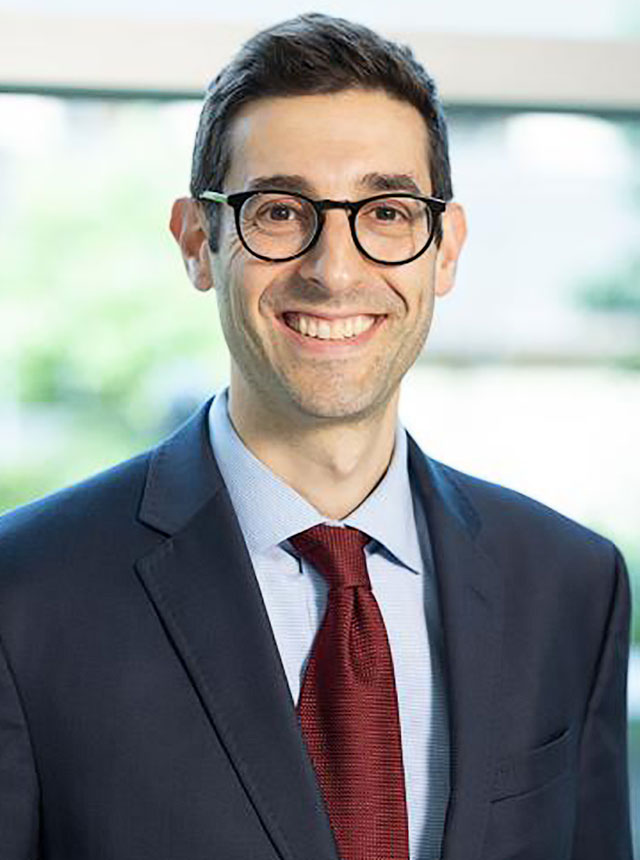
[1,105,224,393]
[625,543,640,646]
[577,257,640,315]
[0,98,226,510]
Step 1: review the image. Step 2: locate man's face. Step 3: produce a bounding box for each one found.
[207,88,460,425]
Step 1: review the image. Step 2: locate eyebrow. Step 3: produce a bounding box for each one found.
[244,172,426,198]
[360,172,424,195]
[246,175,315,195]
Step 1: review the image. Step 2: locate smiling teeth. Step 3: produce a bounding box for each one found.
[285,313,377,340]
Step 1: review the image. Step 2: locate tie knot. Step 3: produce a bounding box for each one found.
[289,524,371,589]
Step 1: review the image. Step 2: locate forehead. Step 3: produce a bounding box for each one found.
[224,88,432,193]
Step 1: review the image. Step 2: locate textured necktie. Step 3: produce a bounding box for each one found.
[289,524,410,860]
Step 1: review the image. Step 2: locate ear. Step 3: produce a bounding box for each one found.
[434,202,467,298]
[169,197,215,292]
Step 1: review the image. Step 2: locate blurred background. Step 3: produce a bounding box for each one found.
[1,0,639,848]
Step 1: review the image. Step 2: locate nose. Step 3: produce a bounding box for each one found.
[296,208,368,291]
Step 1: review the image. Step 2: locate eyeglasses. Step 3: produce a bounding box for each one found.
[199,188,446,265]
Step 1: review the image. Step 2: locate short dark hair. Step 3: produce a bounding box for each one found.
[191,13,453,251]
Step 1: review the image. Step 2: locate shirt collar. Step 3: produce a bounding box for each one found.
[208,387,423,574]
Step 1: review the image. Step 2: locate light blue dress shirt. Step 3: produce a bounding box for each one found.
[208,387,449,860]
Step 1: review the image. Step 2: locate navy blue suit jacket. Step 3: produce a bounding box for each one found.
[0,399,632,859]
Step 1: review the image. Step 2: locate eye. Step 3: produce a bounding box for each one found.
[373,204,405,222]
[359,198,415,225]
[265,202,297,221]
[250,195,311,228]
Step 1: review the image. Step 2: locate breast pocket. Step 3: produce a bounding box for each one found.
[491,724,575,802]
[482,725,577,860]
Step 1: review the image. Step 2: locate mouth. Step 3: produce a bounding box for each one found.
[277,311,387,351]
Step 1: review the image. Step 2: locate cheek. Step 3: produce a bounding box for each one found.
[409,262,437,319]
[221,250,270,334]
[392,271,433,323]
[224,229,246,266]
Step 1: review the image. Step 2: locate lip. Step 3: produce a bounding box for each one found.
[275,313,387,353]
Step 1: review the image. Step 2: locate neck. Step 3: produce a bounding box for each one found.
[227,376,400,521]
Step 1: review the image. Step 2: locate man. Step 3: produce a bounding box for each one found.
[0,13,632,860]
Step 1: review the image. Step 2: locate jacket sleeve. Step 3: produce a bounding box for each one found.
[0,633,40,858]
[571,544,634,859]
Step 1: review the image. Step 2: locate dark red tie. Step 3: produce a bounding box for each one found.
[289,524,409,860]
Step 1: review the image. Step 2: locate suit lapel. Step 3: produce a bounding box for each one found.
[135,400,338,860]
[408,436,504,860]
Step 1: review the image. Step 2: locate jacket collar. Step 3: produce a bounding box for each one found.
[138,398,224,535]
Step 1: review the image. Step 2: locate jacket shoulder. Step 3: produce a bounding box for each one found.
[426,454,618,570]
[0,450,154,574]
[426,456,626,646]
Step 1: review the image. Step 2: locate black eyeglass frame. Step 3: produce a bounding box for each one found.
[199,188,447,265]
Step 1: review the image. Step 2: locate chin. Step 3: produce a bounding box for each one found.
[284,384,391,424]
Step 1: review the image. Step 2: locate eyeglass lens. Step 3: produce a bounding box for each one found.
[239,192,434,262]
